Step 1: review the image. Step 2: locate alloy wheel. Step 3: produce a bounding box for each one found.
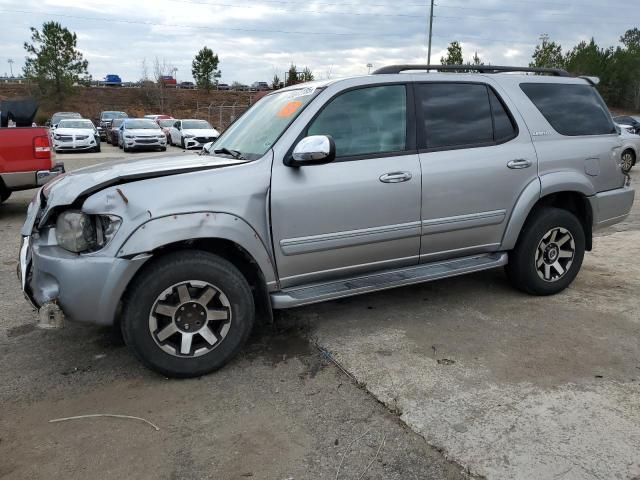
[148,280,232,357]
[621,151,634,172]
[535,227,575,282]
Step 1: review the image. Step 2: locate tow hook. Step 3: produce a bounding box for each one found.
[37,302,65,329]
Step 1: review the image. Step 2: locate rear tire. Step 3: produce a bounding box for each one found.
[506,207,585,296]
[121,251,255,378]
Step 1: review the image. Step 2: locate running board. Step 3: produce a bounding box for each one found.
[270,252,508,309]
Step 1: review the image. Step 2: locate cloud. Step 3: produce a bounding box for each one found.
[0,0,636,82]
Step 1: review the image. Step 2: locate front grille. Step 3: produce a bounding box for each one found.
[58,136,73,142]
[194,136,214,143]
[135,138,157,144]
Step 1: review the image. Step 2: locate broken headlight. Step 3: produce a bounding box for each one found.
[55,211,122,253]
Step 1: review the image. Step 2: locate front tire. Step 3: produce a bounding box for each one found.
[621,149,635,173]
[121,251,255,378]
[0,185,11,203]
[506,207,585,296]
[180,137,186,149]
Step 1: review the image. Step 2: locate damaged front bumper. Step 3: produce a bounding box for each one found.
[18,209,150,327]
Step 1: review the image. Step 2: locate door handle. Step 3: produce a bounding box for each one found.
[379,171,412,183]
[507,159,532,169]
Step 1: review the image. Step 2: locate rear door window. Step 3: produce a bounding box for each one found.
[415,83,517,150]
[520,83,615,136]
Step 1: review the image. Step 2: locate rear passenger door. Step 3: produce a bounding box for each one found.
[416,82,538,262]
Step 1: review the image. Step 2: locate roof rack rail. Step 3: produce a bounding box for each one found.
[372,64,571,77]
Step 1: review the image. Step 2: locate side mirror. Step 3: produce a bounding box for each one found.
[287,135,336,167]
[200,142,214,156]
[615,124,622,135]
[45,121,51,127]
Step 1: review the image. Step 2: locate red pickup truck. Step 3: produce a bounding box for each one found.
[0,98,64,203]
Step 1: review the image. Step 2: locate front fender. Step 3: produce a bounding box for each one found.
[117,212,277,287]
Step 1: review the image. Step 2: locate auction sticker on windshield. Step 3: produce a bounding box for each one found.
[277,101,303,118]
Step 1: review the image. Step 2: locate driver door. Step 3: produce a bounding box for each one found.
[270,84,422,287]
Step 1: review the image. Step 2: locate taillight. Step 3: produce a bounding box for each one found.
[33,135,52,161]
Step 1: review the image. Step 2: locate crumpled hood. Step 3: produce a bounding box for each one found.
[41,154,248,217]
[182,128,220,138]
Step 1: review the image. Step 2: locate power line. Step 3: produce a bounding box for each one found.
[0,9,423,36]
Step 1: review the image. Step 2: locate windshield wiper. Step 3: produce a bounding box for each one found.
[213,147,245,160]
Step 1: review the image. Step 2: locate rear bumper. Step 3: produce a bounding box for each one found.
[1,163,65,191]
[589,184,635,230]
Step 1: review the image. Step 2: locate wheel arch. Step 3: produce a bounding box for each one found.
[502,190,593,252]
[115,212,278,325]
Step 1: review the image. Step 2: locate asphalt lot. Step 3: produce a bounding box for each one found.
[1,144,638,479]
[0,144,467,480]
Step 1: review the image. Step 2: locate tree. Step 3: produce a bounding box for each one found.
[620,28,640,52]
[271,74,281,90]
[301,67,314,82]
[191,46,221,92]
[564,39,611,76]
[440,41,463,65]
[286,64,299,86]
[470,51,483,66]
[23,21,90,97]
[530,35,565,68]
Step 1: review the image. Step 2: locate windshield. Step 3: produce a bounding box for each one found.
[213,87,319,160]
[182,120,212,129]
[58,120,95,129]
[125,120,160,130]
[102,111,128,120]
[158,119,175,127]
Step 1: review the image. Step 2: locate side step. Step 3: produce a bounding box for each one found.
[270,252,508,309]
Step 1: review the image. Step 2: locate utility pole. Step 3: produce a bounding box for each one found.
[8,59,14,77]
[427,0,435,65]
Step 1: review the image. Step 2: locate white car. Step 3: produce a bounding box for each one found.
[52,118,100,153]
[118,118,167,152]
[620,128,639,173]
[168,119,220,149]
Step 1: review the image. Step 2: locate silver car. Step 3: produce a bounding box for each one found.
[118,118,167,152]
[18,65,635,377]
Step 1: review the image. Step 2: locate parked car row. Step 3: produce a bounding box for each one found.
[101,113,220,152]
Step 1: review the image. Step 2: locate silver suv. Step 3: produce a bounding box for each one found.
[18,65,635,377]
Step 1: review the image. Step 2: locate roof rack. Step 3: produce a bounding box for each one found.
[372,65,571,77]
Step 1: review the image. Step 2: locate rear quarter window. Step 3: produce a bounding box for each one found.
[520,83,615,136]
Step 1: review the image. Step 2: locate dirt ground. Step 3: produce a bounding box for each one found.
[0,145,468,480]
[1,145,637,479]
[304,171,640,479]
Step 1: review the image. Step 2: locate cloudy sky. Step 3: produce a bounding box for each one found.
[0,0,637,84]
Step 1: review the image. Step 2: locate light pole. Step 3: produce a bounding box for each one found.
[427,0,435,65]
[366,63,373,74]
[8,59,14,77]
